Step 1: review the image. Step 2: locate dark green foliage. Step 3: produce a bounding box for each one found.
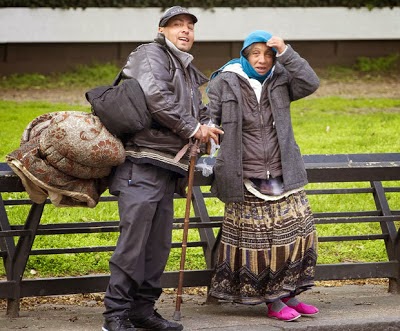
[355,54,400,73]
[1,0,399,9]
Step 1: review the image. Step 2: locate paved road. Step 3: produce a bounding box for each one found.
[1,284,399,330]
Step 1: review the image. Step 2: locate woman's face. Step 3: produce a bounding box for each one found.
[247,42,275,75]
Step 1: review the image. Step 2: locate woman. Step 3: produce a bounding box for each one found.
[207,30,320,322]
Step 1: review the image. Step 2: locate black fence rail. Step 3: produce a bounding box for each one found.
[1,153,399,317]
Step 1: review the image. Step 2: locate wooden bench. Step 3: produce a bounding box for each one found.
[1,153,399,317]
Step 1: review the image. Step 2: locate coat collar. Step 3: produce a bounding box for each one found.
[154,33,193,68]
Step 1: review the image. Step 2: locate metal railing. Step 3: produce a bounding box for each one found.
[1,153,399,317]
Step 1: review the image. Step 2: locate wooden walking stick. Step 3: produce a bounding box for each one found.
[173,139,199,321]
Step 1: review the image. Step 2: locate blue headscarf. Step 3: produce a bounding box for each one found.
[210,30,275,83]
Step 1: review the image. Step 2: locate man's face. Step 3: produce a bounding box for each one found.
[159,14,195,52]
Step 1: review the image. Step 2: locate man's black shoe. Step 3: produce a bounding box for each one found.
[130,310,183,330]
[103,313,136,331]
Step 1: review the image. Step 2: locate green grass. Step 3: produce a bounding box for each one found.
[0,63,119,89]
[1,97,398,162]
[0,61,399,278]
[0,101,91,160]
[293,97,400,154]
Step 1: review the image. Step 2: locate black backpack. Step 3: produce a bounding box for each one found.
[85,71,151,139]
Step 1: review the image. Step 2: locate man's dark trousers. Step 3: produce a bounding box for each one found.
[104,160,178,318]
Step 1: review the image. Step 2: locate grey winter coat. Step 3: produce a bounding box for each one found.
[208,45,320,203]
[122,33,209,175]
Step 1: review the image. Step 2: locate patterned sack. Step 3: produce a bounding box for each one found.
[39,111,125,179]
[6,111,125,207]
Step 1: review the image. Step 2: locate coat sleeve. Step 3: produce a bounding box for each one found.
[276,45,320,101]
[197,88,211,126]
[122,44,199,139]
[205,76,223,126]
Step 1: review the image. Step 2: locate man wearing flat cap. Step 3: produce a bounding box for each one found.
[102,6,222,331]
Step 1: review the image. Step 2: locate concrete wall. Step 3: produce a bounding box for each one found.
[1,7,399,75]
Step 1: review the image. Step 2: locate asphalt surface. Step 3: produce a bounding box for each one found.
[0,284,399,330]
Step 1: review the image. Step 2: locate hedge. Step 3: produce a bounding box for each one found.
[1,0,399,9]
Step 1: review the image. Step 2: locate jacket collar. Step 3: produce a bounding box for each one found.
[154,33,193,68]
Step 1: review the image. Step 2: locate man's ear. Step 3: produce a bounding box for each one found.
[158,27,164,33]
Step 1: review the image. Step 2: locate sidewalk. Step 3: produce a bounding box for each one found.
[1,284,399,331]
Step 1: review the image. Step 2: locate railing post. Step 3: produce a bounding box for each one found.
[393,228,400,294]
[0,193,19,316]
[0,194,16,279]
[191,187,217,269]
[371,181,400,293]
[6,202,45,317]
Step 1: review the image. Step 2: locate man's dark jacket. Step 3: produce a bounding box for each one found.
[122,33,209,175]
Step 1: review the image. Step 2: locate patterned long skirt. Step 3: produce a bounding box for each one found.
[209,190,318,305]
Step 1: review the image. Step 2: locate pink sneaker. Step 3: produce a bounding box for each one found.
[282,298,319,316]
[267,304,301,322]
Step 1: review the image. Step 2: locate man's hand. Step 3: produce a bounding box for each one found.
[194,124,224,144]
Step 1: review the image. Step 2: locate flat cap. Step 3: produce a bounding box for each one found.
[159,6,198,27]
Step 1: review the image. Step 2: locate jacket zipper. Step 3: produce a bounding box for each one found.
[258,90,271,179]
